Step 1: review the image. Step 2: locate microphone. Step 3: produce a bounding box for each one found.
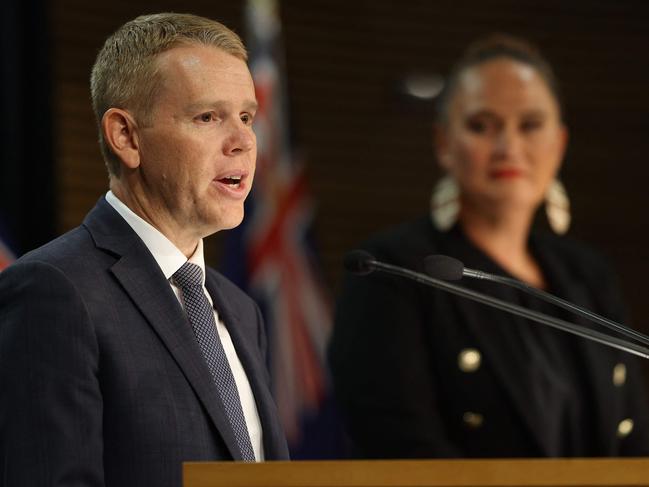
[424,254,649,347]
[343,250,374,275]
[423,254,464,281]
[343,250,649,359]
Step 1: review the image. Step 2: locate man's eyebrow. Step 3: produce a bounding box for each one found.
[184,100,259,113]
[243,100,259,112]
[184,100,227,113]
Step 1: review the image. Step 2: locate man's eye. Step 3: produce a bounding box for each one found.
[240,113,253,124]
[198,113,214,123]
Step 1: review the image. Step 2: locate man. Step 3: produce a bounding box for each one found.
[0,13,289,487]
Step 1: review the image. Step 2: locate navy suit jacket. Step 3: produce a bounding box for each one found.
[0,197,289,486]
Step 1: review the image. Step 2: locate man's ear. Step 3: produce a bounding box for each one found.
[102,108,141,170]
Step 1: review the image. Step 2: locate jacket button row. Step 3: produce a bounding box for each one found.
[458,348,481,373]
[617,418,634,438]
[612,363,626,387]
[463,411,484,429]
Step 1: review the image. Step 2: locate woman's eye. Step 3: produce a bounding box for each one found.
[521,119,543,132]
[466,119,488,134]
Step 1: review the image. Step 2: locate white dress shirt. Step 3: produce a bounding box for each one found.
[105,191,264,461]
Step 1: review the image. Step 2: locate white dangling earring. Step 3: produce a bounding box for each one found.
[430,176,460,231]
[545,179,571,235]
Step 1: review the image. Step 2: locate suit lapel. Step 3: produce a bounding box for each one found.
[533,238,616,455]
[204,273,287,459]
[439,228,553,455]
[83,198,244,460]
[454,289,554,455]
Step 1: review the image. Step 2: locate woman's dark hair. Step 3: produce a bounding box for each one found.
[435,34,562,123]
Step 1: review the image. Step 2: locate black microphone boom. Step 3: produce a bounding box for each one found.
[344,250,649,359]
[424,254,649,348]
[343,250,375,275]
[424,255,464,281]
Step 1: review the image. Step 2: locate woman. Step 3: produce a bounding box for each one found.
[329,35,649,458]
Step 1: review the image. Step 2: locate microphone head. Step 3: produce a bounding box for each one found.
[343,250,375,275]
[424,254,464,281]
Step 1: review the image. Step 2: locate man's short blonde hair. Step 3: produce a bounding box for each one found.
[90,12,248,176]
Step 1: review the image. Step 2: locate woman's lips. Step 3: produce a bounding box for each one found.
[489,168,524,179]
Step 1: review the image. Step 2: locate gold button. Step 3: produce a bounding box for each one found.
[458,348,481,373]
[463,411,484,429]
[613,363,627,387]
[617,418,634,438]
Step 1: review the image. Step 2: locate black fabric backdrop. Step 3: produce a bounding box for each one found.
[0,0,54,255]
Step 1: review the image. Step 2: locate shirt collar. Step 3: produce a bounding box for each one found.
[105,191,206,283]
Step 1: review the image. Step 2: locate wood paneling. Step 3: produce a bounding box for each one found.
[184,458,649,487]
[279,0,649,329]
[51,1,649,328]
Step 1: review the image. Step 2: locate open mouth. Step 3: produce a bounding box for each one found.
[217,175,243,188]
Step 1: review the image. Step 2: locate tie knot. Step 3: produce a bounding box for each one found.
[173,262,204,289]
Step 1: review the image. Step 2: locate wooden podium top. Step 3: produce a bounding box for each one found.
[184,458,649,487]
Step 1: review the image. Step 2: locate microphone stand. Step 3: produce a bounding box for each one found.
[461,265,649,347]
[363,258,649,360]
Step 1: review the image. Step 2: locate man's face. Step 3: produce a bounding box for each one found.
[136,44,257,238]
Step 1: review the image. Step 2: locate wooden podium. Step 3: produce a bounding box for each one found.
[184,458,649,486]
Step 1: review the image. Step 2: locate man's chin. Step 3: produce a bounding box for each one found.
[204,211,245,235]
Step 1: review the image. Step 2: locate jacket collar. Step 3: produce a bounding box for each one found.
[436,225,589,456]
[83,197,248,460]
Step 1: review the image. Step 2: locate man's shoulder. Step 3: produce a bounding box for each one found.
[6,197,127,276]
[9,225,94,271]
[0,226,100,312]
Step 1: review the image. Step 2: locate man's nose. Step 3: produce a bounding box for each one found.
[224,122,255,155]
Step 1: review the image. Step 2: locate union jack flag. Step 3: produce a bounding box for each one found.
[219,0,342,457]
[0,238,14,271]
[0,220,15,271]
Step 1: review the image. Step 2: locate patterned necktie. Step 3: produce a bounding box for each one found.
[172,262,256,461]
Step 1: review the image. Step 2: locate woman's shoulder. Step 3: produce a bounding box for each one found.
[358,216,448,271]
[533,231,617,279]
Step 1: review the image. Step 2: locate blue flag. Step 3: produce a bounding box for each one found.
[0,234,14,271]
[220,0,343,458]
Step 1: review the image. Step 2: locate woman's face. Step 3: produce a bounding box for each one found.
[436,58,567,215]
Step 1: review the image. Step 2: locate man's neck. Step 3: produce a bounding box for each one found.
[109,182,200,258]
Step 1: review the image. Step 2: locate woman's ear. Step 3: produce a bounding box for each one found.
[102,108,141,170]
[558,123,569,161]
[433,123,452,171]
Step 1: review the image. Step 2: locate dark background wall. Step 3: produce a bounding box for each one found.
[49,0,649,329]
[1,0,54,254]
